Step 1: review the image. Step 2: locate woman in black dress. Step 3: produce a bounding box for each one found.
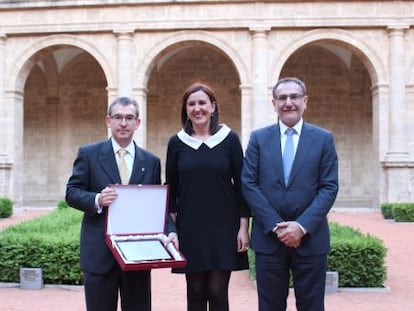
[166,82,250,311]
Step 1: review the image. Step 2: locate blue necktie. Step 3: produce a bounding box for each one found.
[283,128,295,184]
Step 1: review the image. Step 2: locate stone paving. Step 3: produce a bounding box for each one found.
[0,208,413,310]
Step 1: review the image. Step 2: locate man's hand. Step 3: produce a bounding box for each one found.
[274,221,304,248]
[99,186,118,206]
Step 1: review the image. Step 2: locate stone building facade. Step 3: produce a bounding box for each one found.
[0,0,413,209]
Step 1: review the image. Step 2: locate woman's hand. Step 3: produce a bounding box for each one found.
[165,232,179,250]
[237,217,250,252]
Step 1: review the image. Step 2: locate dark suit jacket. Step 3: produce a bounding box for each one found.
[241,122,338,256]
[66,139,173,274]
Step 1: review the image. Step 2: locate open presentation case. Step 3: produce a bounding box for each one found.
[105,184,186,271]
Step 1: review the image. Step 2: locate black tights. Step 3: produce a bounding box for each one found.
[185,270,231,311]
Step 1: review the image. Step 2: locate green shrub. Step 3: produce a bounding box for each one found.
[328,222,386,287]
[247,248,255,279]
[380,203,394,219]
[0,197,13,218]
[393,203,414,222]
[248,222,387,288]
[57,199,70,210]
[0,208,83,284]
[2,209,387,287]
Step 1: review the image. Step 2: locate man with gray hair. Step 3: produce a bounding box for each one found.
[242,77,338,311]
[66,97,178,311]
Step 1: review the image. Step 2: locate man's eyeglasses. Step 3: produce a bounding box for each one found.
[274,93,305,103]
[110,114,137,124]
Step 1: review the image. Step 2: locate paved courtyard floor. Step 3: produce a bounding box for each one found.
[0,208,413,310]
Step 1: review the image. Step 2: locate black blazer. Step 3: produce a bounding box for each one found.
[66,139,171,274]
[242,122,339,256]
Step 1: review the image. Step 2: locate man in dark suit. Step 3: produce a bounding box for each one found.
[242,77,338,311]
[66,97,178,311]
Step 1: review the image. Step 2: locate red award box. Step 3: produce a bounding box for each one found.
[105,184,186,271]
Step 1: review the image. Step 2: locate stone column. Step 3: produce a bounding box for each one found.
[114,31,134,97]
[133,87,148,148]
[0,34,12,199]
[0,34,7,156]
[372,83,388,205]
[106,87,118,138]
[385,26,409,160]
[240,84,252,149]
[250,27,270,129]
[5,90,24,207]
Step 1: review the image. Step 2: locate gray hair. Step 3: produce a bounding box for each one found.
[108,97,140,117]
[272,77,307,99]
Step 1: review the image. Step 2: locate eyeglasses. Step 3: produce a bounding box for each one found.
[110,114,137,124]
[274,93,305,103]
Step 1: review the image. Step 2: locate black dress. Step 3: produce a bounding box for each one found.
[166,125,250,273]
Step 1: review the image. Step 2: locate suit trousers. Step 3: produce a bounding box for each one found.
[83,264,151,311]
[255,247,327,311]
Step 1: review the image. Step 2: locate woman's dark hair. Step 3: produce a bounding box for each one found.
[181,82,220,135]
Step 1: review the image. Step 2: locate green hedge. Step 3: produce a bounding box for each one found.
[392,203,414,222]
[380,203,394,219]
[248,222,387,288]
[0,197,13,218]
[380,202,414,222]
[328,222,386,287]
[0,208,83,285]
[1,209,387,287]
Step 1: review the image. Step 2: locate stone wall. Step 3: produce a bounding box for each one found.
[0,1,413,208]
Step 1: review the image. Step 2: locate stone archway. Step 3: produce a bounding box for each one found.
[6,34,114,93]
[136,30,249,88]
[281,44,378,208]
[266,28,385,209]
[145,41,242,182]
[279,43,374,209]
[270,28,385,86]
[23,46,107,204]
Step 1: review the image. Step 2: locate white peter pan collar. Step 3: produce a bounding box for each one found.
[177,124,231,150]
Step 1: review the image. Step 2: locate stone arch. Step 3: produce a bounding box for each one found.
[5,34,114,93]
[135,30,249,88]
[270,28,385,87]
[272,29,380,209]
[11,35,110,204]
